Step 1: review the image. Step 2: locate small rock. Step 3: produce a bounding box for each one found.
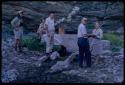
[50,51,60,60]
[49,61,70,73]
[101,40,111,50]
[120,48,124,54]
[23,47,28,52]
[102,50,112,56]
[2,69,19,83]
[114,76,123,83]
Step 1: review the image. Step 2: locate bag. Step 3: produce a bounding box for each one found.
[58,45,67,57]
[50,51,60,60]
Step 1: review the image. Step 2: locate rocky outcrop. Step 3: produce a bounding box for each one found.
[48,52,78,73]
[2,1,124,33]
[54,34,110,54]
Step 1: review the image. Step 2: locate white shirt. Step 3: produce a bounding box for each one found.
[77,23,87,38]
[45,17,55,32]
[92,28,103,39]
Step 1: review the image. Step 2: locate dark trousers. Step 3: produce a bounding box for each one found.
[77,37,91,67]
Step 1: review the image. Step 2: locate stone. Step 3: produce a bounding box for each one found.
[54,34,63,45]
[102,50,112,56]
[48,52,78,73]
[120,48,124,54]
[2,69,19,83]
[49,61,70,73]
[35,55,49,67]
[116,27,124,34]
[114,55,124,59]
[2,2,124,33]
[39,55,49,62]
[64,51,78,63]
[113,76,123,83]
[50,51,60,60]
[16,58,31,64]
[23,47,29,52]
[101,40,111,50]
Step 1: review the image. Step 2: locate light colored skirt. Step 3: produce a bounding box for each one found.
[90,38,103,55]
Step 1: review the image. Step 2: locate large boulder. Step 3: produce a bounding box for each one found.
[54,34,111,55]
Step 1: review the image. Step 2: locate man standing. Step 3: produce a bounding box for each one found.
[44,12,55,56]
[11,10,25,53]
[77,17,91,68]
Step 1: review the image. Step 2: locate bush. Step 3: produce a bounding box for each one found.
[86,23,95,29]
[22,33,46,51]
[111,47,121,52]
[103,33,123,52]
[52,45,61,52]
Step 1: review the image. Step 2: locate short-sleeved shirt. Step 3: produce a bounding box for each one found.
[92,28,103,39]
[77,23,87,38]
[45,17,55,32]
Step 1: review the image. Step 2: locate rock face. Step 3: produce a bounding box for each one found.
[48,52,78,73]
[54,34,110,55]
[2,1,124,33]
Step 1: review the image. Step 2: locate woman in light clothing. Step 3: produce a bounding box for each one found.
[91,21,103,64]
[37,18,47,43]
[11,10,24,53]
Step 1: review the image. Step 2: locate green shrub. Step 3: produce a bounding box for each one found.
[111,47,120,52]
[22,33,46,51]
[52,45,61,52]
[86,23,95,29]
[103,33,123,47]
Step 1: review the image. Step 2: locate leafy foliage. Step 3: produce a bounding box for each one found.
[22,33,46,51]
[103,33,123,52]
[52,45,61,52]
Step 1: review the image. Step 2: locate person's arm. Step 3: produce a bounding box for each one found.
[44,19,50,37]
[11,17,20,28]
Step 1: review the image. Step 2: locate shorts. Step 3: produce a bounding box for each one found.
[14,27,23,40]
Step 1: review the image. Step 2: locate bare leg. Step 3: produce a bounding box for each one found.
[95,54,100,64]
[14,39,19,52]
[19,40,22,53]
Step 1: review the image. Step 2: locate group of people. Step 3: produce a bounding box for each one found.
[11,10,103,68]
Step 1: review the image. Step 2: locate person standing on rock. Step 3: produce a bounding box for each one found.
[77,17,91,68]
[44,12,55,56]
[37,18,47,43]
[11,10,25,53]
[91,21,103,64]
